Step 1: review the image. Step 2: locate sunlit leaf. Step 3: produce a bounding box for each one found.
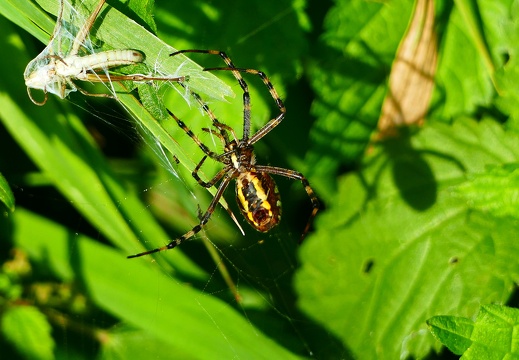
[99,325,191,360]
[1,305,55,360]
[427,315,474,355]
[428,304,519,358]
[432,0,513,118]
[295,118,519,359]
[495,0,519,127]
[0,173,15,212]
[454,163,519,219]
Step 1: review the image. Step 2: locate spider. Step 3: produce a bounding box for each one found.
[128,50,319,259]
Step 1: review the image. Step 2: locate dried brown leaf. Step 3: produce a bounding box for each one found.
[377,0,438,138]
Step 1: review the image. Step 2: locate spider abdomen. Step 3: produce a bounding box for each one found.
[236,172,282,232]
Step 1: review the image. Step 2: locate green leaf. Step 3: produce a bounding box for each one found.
[453,0,500,76]
[126,0,158,34]
[295,118,519,359]
[428,304,519,358]
[433,0,513,118]
[0,0,54,43]
[427,315,474,355]
[99,325,192,360]
[154,0,309,83]
[12,208,301,360]
[495,0,519,126]
[0,172,15,212]
[454,163,519,218]
[496,60,519,127]
[1,305,55,360]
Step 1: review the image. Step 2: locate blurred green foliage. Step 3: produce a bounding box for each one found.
[428,304,519,358]
[1,0,519,359]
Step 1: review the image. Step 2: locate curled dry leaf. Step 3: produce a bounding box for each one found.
[377,0,438,138]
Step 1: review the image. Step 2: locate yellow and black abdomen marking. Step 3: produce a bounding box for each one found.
[236,172,281,232]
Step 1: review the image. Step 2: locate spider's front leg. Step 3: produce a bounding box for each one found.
[167,109,221,160]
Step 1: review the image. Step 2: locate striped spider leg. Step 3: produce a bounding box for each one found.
[24,0,185,105]
[128,50,319,259]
